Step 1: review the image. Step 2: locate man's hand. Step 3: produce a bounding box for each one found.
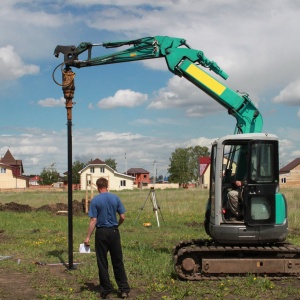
[84,217,97,247]
[234,180,242,187]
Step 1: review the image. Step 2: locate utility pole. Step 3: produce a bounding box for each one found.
[153,160,156,185]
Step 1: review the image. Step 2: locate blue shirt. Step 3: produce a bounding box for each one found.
[88,192,126,227]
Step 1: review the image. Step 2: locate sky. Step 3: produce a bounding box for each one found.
[0,0,299,178]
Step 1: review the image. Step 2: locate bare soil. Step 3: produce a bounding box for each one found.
[0,267,147,300]
[0,200,85,214]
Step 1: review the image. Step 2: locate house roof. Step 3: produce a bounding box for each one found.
[280,158,300,174]
[0,149,24,172]
[90,158,105,164]
[78,159,135,179]
[126,168,149,174]
[1,150,22,165]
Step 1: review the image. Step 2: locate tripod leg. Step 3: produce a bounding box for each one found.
[135,190,151,222]
[154,198,165,221]
[151,190,161,227]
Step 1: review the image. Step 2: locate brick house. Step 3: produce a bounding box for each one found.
[126,168,150,188]
[279,158,300,187]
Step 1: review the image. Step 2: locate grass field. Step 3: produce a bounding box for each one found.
[0,188,300,299]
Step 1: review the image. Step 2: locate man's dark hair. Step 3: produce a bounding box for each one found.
[96,177,108,189]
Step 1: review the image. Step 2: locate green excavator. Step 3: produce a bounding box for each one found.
[54,36,300,280]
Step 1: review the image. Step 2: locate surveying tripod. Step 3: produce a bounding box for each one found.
[136,187,164,227]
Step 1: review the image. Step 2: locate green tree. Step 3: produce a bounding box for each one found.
[168,145,210,186]
[72,160,85,184]
[105,158,117,171]
[187,145,210,181]
[39,168,61,185]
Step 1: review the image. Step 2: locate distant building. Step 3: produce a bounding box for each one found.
[198,156,237,189]
[198,157,211,189]
[29,175,40,186]
[279,158,300,187]
[126,168,150,188]
[79,158,135,191]
[0,150,28,189]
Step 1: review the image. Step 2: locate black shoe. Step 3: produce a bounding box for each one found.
[120,292,129,299]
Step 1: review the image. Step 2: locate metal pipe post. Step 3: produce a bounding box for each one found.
[62,68,76,270]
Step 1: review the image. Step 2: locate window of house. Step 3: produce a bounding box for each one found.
[143,174,147,178]
[0,168,6,173]
[90,167,95,173]
[100,167,105,173]
[281,177,286,184]
[120,180,126,186]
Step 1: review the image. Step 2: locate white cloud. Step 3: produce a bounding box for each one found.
[0,0,72,30]
[0,129,65,174]
[97,89,148,109]
[273,79,300,105]
[187,137,215,149]
[291,149,300,157]
[37,97,65,107]
[0,127,183,175]
[0,46,39,80]
[149,76,221,116]
[95,131,143,141]
[1,0,300,176]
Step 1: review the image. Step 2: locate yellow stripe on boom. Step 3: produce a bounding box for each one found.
[186,64,226,96]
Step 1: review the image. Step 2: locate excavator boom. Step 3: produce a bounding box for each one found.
[54,36,262,134]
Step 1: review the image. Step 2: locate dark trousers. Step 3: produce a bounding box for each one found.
[95,227,130,295]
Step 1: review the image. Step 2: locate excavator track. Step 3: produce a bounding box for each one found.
[173,239,300,280]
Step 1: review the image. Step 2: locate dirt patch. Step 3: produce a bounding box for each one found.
[184,221,203,228]
[0,200,84,214]
[0,270,38,299]
[1,266,300,300]
[0,202,33,212]
[0,267,152,299]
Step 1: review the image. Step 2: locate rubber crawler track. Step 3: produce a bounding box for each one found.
[173,239,300,281]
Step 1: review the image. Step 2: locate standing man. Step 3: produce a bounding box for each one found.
[84,177,130,299]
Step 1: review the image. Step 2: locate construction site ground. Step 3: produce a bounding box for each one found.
[1,202,300,299]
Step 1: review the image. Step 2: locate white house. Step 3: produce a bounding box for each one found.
[79,158,135,191]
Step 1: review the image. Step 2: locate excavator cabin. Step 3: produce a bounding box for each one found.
[205,133,288,244]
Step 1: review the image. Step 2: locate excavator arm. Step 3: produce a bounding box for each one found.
[54,36,263,134]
